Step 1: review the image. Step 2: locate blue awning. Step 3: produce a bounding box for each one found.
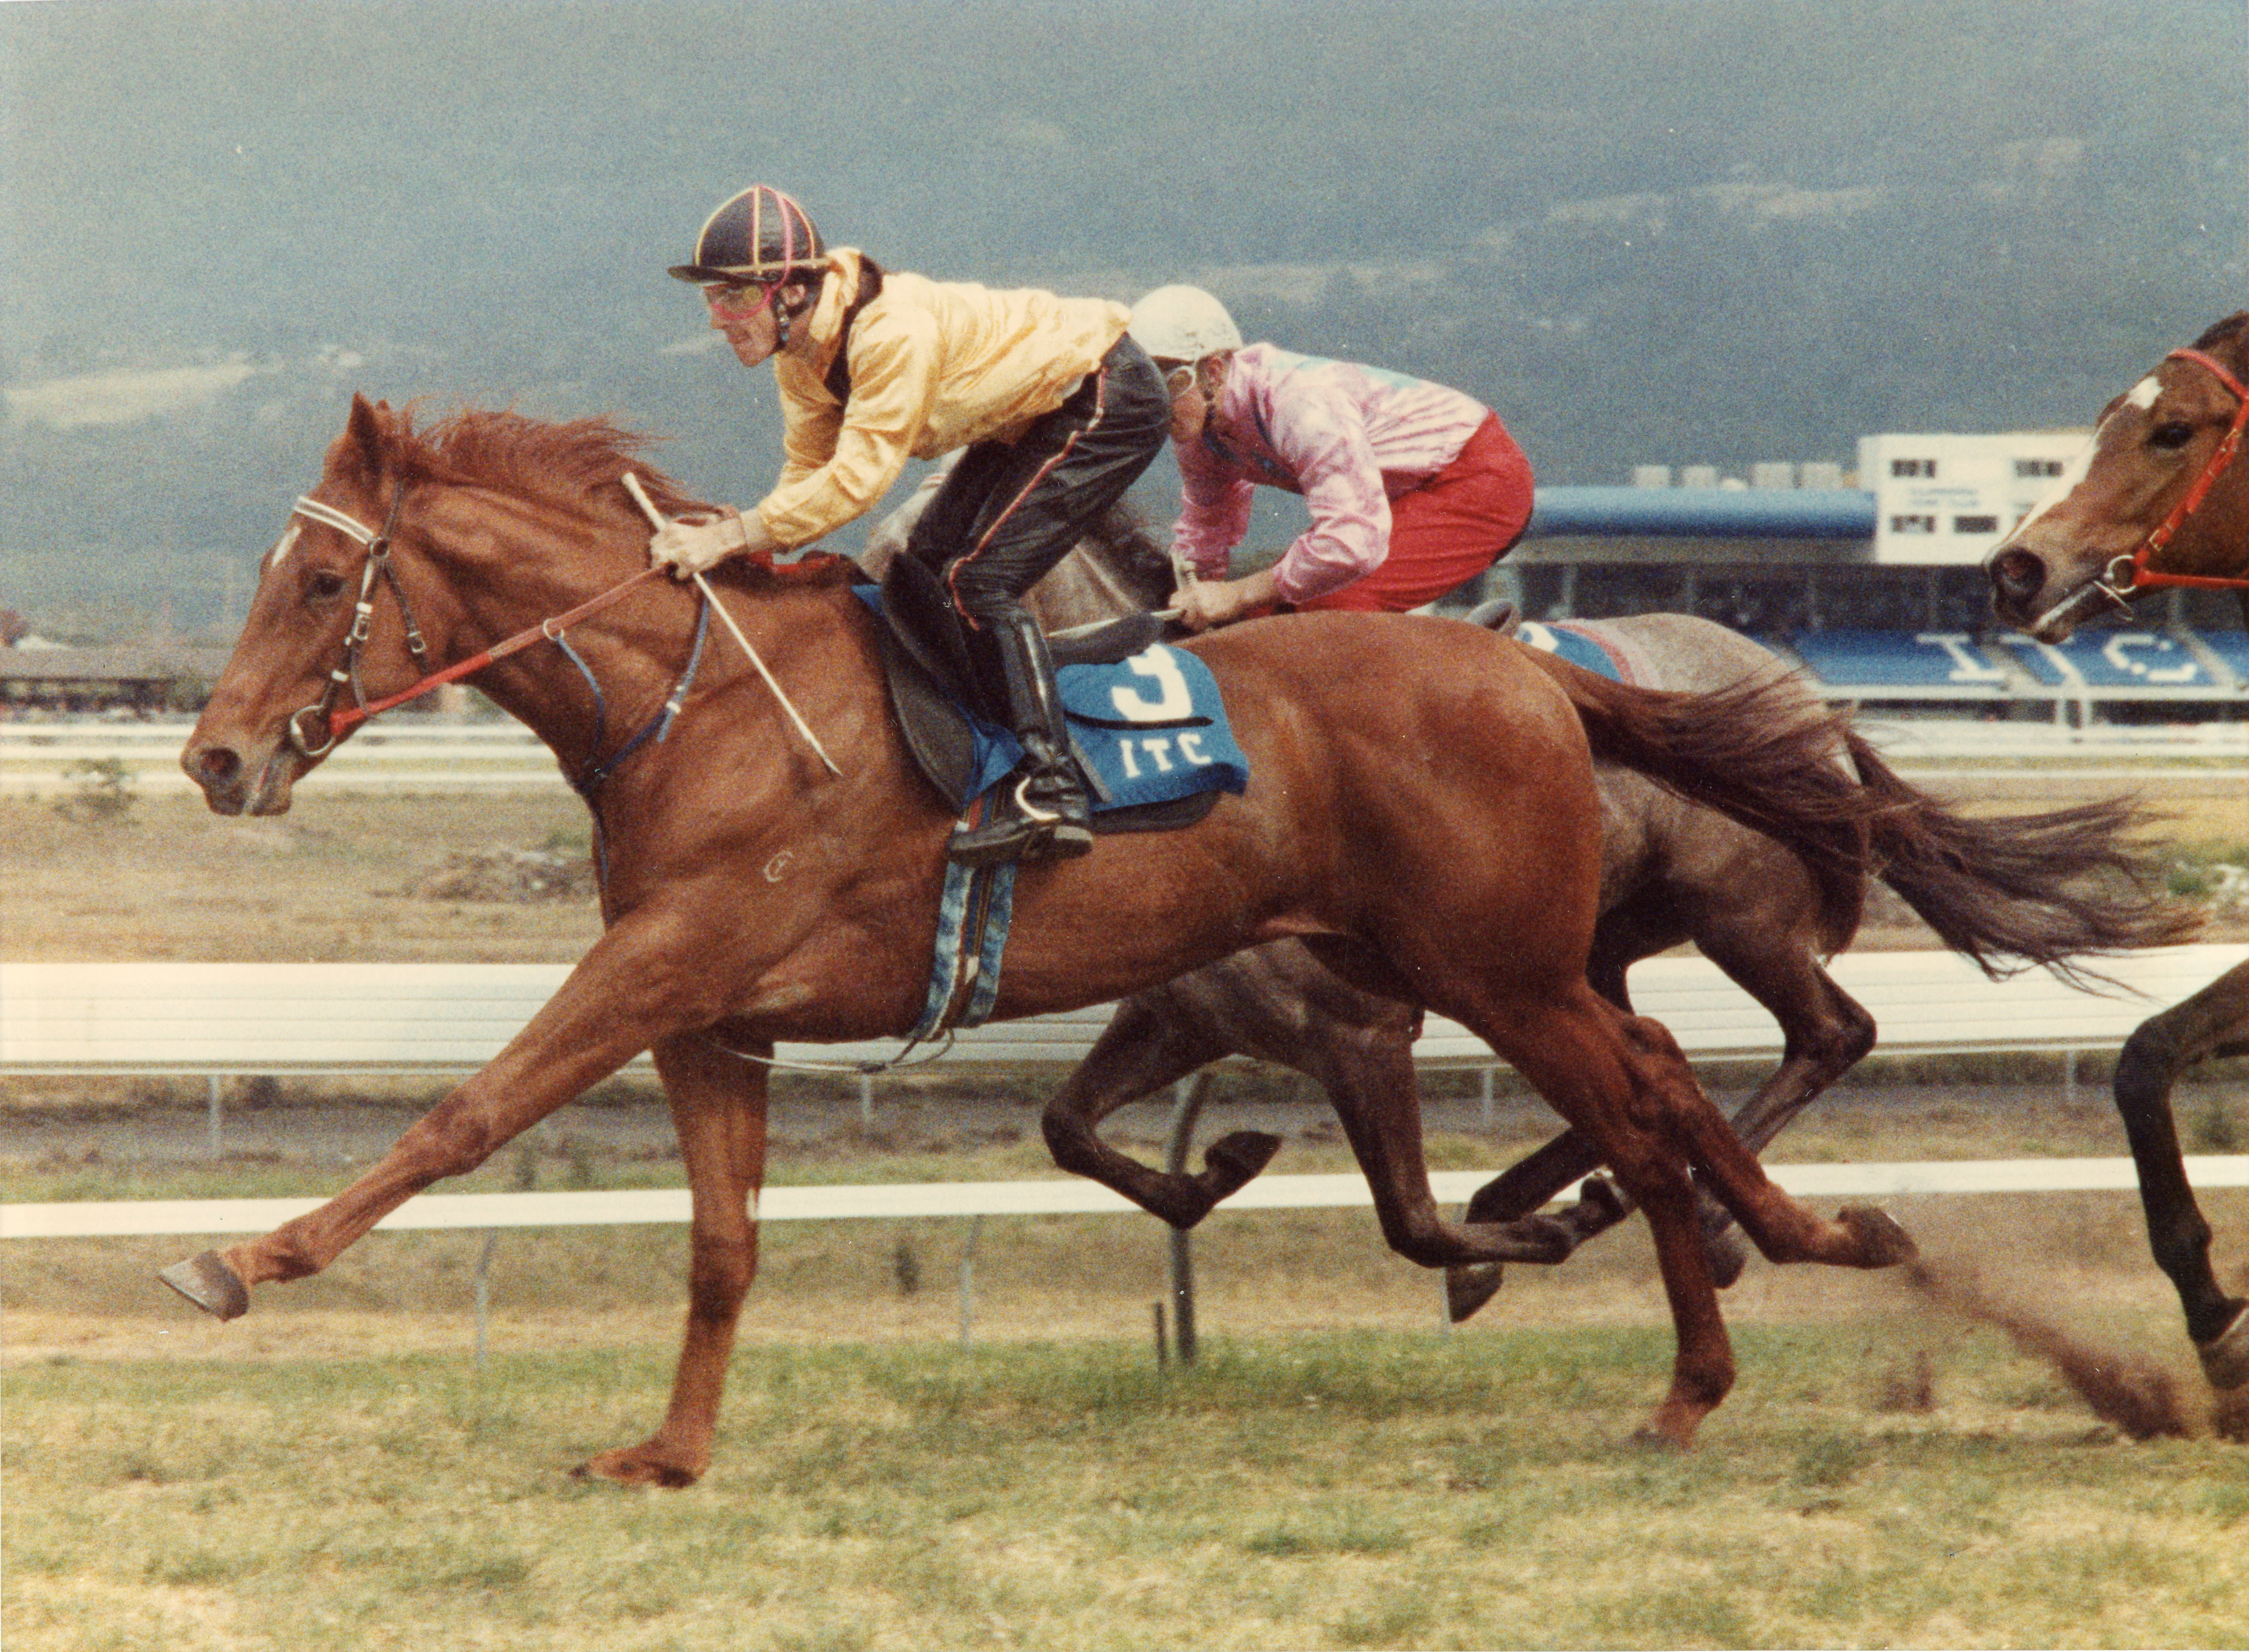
[1525,487,1878,540]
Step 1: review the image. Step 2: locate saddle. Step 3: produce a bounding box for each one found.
[870,555,1226,835]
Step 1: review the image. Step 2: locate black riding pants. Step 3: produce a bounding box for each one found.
[904,335,1169,627]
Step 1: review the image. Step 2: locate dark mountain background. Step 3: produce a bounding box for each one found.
[4,0,2242,637]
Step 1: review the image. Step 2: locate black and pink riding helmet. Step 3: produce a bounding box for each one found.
[668,185,825,285]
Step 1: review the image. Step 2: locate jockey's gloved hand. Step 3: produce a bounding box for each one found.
[648,511,749,579]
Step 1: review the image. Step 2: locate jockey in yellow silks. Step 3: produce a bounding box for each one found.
[653,185,1168,864]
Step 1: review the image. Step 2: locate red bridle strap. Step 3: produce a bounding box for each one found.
[2126,347,2249,592]
[327,566,667,738]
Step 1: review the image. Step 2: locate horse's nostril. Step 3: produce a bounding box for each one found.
[1989,549,2044,601]
[193,745,242,786]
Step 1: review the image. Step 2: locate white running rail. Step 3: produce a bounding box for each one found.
[6,1157,2247,1240]
[5,718,2243,795]
[4,947,2244,1240]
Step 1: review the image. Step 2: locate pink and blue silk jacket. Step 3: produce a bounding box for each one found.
[1172,344,1492,603]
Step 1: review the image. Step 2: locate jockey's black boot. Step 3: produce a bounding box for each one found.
[948,612,1094,866]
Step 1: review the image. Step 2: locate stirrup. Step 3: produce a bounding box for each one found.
[948,772,1092,866]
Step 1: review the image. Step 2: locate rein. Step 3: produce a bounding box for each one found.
[2062,347,2249,624]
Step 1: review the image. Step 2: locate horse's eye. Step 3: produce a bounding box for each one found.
[2149,422,2197,452]
[306,569,347,601]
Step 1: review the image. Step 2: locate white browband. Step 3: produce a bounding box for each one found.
[293,496,379,545]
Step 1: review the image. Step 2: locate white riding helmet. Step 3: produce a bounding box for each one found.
[1128,285,1242,364]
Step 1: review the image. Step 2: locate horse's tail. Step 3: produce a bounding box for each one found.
[1521,648,2202,990]
[1839,728,2202,987]
[1520,651,1871,931]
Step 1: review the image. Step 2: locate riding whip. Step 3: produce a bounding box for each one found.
[623,472,845,777]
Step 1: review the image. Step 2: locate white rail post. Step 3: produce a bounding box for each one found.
[474,1231,499,1373]
[957,1215,982,1349]
[475,1139,539,1373]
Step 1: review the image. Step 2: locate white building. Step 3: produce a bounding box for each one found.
[1858,430,2089,565]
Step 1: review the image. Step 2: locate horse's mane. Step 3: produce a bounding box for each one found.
[379,404,710,522]
[1076,501,1175,608]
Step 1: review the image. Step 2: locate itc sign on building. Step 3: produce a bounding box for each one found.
[1858,431,2088,565]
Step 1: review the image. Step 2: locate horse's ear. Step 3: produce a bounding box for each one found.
[333,393,392,486]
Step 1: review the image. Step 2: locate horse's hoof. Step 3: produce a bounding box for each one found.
[1576,1174,1629,1224]
[1703,1225,1750,1290]
[1205,1130,1283,1189]
[1837,1205,1918,1267]
[1446,1262,1504,1324]
[157,1251,248,1321]
[2197,1303,2249,1391]
[571,1448,702,1489]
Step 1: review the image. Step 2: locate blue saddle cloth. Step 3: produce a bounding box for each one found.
[970,642,1251,813]
[1515,620,1627,683]
[850,585,1248,814]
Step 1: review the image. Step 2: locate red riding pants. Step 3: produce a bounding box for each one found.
[1293,414,1535,614]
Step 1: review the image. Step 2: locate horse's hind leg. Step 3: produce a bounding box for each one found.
[576,1032,768,1487]
[1454,982,1744,1445]
[1450,938,1879,1320]
[1457,982,1908,1444]
[2112,961,2249,1390]
[1041,991,1279,1228]
[1595,1010,1916,1274]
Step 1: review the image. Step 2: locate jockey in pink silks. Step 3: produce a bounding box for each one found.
[1127,285,1535,632]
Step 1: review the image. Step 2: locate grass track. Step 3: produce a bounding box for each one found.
[6,1326,2247,1651]
[8,782,2248,1648]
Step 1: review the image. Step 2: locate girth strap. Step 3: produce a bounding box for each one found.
[903,858,1017,1043]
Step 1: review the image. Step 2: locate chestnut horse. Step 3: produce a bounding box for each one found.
[166,394,1919,1483]
[1987,312,2249,1394]
[866,483,2192,1313]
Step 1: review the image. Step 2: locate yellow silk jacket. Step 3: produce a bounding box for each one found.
[754,248,1131,548]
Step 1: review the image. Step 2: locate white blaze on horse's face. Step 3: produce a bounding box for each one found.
[2007,431,2102,540]
[2005,382,2160,544]
[265,523,302,572]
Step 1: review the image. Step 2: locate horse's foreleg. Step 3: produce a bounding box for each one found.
[1317,1037,1588,1270]
[161,924,718,1317]
[2113,962,2249,1387]
[1040,995,1278,1229]
[576,1032,768,1488]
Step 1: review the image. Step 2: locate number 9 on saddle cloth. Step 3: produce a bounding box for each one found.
[865,555,1247,834]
